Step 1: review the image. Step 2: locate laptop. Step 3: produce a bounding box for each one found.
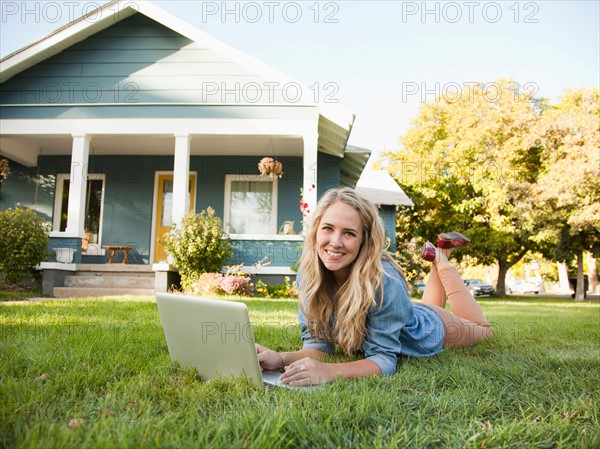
[155,292,317,390]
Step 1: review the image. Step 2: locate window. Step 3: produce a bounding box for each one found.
[53,174,105,244]
[224,174,277,234]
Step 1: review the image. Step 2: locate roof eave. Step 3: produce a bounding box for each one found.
[340,144,371,189]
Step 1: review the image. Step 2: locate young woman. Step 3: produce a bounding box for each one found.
[256,187,493,386]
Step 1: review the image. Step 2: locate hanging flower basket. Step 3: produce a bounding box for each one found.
[0,158,8,194]
[258,157,283,178]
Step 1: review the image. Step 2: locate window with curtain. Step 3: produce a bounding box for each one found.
[224,175,277,234]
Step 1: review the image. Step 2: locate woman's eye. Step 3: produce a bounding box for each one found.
[344,231,356,237]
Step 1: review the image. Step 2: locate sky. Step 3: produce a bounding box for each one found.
[1,0,599,163]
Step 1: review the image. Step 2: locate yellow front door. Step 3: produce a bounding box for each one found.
[154,173,196,263]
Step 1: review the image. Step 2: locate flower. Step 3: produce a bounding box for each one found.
[299,199,311,217]
[299,183,316,218]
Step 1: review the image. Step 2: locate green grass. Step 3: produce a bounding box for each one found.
[1,295,598,448]
[0,289,40,302]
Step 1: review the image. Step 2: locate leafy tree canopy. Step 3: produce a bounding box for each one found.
[380,79,548,294]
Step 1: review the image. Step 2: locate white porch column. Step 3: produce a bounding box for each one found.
[65,134,90,236]
[302,128,319,230]
[172,134,191,225]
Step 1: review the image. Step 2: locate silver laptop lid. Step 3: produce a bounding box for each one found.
[156,292,263,388]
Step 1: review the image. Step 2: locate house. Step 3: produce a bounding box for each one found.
[0,1,407,296]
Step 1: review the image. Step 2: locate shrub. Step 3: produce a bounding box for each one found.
[192,272,224,296]
[189,272,253,297]
[219,274,253,296]
[254,276,298,299]
[0,207,49,284]
[161,208,233,291]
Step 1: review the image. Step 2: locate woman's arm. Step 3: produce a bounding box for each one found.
[279,357,381,386]
[256,344,327,371]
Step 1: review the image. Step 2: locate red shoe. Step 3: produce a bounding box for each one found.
[421,242,436,262]
[437,232,470,249]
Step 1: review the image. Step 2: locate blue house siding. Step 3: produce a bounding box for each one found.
[232,239,302,267]
[317,153,341,196]
[2,153,335,265]
[380,206,398,252]
[1,12,317,121]
[2,14,190,107]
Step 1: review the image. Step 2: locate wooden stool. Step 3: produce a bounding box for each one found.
[103,245,133,264]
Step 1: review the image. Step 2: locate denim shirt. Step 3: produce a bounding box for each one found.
[298,260,445,376]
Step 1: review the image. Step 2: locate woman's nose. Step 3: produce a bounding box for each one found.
[329,234,342,246]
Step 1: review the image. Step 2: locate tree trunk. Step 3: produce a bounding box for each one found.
[588,253,598,294]
[575,250,585,301]
[496,260,510,296]
[496,250,528,296]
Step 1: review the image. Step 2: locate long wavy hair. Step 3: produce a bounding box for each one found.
[298,187,405,354]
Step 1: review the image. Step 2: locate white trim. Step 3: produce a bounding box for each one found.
[152,262,176,272]
[52,173,105,242]
[241,266,297,275]
[37,262,77,271]
[229,234,303,241]
[64,134,90,235]
[302,129,319,228]
[1,118,317,136]
[223,174,278,235]
[1,103,317,108]
[48,231,80,238]
[172,135,191,225]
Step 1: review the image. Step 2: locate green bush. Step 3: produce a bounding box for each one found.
[255,276,298,298]
[0,207,49,285]
[161,208,233,291]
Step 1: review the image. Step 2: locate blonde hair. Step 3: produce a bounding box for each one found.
[298,187,405,354]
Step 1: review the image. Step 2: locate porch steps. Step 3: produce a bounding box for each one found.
[53,287,156,298]
[53,264,155,298]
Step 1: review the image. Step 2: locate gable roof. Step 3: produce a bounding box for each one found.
[355,170,414,207]
[0,0,355,158]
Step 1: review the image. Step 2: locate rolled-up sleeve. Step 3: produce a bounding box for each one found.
[362,267,414,376]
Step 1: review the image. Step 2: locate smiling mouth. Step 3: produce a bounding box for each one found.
[325,249,344,258]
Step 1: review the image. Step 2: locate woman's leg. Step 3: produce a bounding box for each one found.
[425,247,493,347]
[421,263,446,308]
[434,252,489,326]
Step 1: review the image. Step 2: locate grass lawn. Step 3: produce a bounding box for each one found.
[1,295,598,448]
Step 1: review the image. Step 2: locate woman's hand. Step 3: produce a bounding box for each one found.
[255,344,285,371]
[279,357,335,386]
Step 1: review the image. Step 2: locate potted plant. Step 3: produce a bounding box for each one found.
[258,157,283,178]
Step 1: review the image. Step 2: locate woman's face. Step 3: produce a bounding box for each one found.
[316,201,364,284]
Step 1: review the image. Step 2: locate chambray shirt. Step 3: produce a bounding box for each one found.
[298,260,445,376]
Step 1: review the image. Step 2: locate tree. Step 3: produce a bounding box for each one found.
[532,88,600,300]
[380,79,545,294]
